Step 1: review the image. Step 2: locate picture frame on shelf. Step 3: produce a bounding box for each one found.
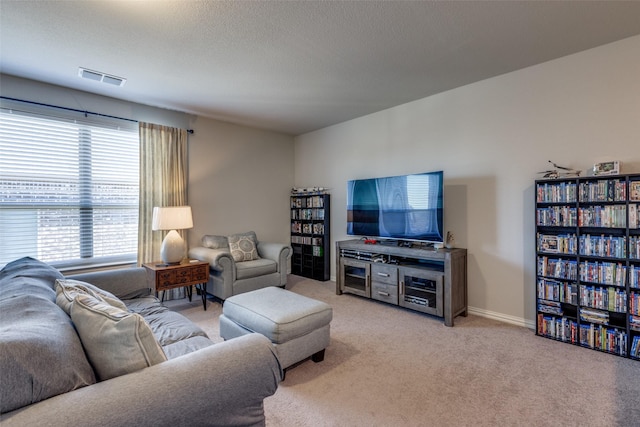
[593,161,620,176]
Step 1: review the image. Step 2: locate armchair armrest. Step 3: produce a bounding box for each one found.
[257,242,292,273]
[1,334,282,427]
[188,247,235,274]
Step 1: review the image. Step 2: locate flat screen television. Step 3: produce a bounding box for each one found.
[347,170,444,243]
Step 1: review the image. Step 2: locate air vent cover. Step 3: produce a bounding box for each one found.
[78,67,126,87]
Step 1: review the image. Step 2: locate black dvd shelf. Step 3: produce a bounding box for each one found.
[290,193,330,281]
[535,173,640,360]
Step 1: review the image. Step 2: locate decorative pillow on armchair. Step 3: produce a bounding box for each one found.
[228,232,260,262]
[201,234,229,250]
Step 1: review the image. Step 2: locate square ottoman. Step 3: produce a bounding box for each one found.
[219,286,332,374]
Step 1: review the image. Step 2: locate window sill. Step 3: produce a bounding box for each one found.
[54,257,137,275]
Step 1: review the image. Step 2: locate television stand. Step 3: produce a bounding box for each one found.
[336,239,467,326]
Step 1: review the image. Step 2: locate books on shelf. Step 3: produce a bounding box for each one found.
[537,256,578,280]
[579,284,627,313]
[538,300,563,315]
[537,233,577,254]
[537,278,577,304]
[630,293,640,317]
[579,260,626,286]
[291,235,313,245]
[579,234,626,258]
[579,179,627,202]
[632,336,640,359]
[630,181,640,201]
[291,208,326,220]
[631,264,640,288]
[579,307,609,325]
[578,205,627,228]
[536,182,577,203]
[290,195,325,208]
[536,174,640,361]
[579,323,627,355]
[536,206,577,227]
[537,314,577,343]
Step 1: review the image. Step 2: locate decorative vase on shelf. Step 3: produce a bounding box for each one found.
[445,232,455,249]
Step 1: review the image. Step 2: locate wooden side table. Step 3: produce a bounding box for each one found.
[143,260,210,310]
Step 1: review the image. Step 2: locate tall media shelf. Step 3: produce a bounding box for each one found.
[535,174,640,361]
[290,193,330,281]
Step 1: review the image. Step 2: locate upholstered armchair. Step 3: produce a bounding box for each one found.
[188,231,292,301]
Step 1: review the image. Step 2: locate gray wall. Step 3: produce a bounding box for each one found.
[187,114,294,244]
[0,74,295,252]
[293,35,640,327]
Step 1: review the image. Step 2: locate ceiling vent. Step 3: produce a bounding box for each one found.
[78,67,126,87]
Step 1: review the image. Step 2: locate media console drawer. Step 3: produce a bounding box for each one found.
[372,282,398,304]
[371,263,397,285]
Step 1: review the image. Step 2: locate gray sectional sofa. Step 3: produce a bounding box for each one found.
[0,257,282,426]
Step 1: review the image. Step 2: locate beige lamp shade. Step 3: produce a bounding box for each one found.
[152,206,193,264]
[152,206,193,231]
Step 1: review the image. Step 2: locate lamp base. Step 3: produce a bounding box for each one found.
[160,229,185,264]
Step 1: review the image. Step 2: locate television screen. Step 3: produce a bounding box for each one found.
[347,171,444,242]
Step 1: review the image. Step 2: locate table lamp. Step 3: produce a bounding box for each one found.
[152,206,193,264]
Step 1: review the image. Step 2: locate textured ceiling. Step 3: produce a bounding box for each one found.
[1,1,640,135]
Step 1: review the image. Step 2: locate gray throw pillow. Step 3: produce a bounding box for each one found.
[202,234,229,250]
[70,294,167,381]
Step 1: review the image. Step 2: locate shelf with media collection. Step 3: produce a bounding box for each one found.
[535,173,640,360]
[290,192,330,281]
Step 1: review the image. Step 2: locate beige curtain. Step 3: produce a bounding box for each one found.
[138,122,188,300]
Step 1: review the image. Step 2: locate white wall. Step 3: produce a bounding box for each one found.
[0,75,295,252]
[294,35,640,326]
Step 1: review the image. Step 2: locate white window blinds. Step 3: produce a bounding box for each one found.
[0,105,139,269]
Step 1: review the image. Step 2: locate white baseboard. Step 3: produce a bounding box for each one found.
[468,306,535,330]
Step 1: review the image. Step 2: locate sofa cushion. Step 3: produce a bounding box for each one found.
[55,278,128,314]
[162,336,214,360]
[124,294,168,316]
[0,256,63,301]
[70,294,167,381]
[144,311,210,346]
[0,258,96,413]
[124,295,210,353]
[228,231,260,262]
[202,234,229,250]
[0,296,98,414]
[235,258,277,280]
[0,258,96,414]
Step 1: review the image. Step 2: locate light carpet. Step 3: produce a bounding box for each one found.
[167,275,640,427]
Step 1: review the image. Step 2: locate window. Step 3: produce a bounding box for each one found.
[0,104,139,269]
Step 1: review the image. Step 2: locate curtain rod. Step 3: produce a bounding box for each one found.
[0,96,194,134]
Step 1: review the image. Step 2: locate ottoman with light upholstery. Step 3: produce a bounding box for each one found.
[219,286,332,375]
